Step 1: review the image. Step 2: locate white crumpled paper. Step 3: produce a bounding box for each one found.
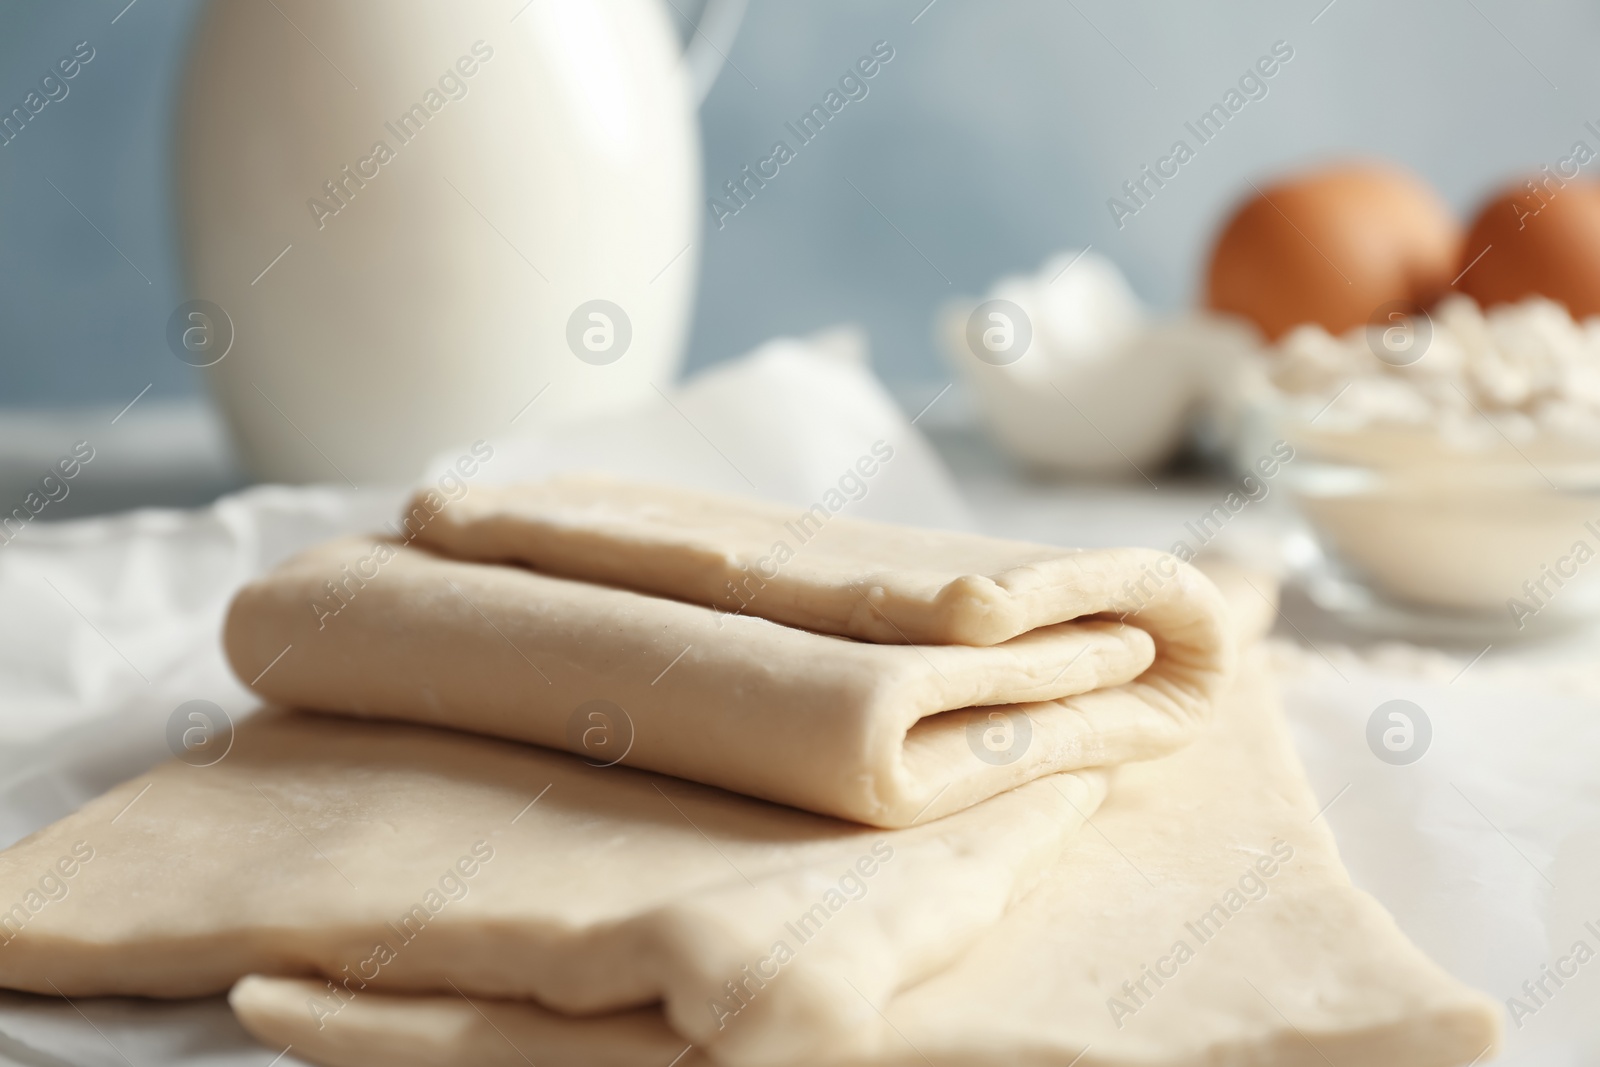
[1,330,1596,1066]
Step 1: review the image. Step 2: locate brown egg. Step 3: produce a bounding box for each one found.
[1205,163,1462,340]
[1456,178,1600,319]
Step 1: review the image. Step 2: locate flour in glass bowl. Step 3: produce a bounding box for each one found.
[1238,294,1600,622]
[1259,294,1600,453]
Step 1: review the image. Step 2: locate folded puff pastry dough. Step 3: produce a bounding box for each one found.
[229,649,1501,1067]
[223,477,1235,827]
[0,709,1105,1065]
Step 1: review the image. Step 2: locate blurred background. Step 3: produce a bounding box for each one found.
[4,0,1600,552]
[4,0,1596,406]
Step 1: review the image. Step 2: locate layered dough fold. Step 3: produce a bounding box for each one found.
[228,652,1502,1067]
[223,477,1235,826]
[0,710,1105,1062]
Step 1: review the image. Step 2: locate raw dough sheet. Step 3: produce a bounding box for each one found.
[0,709,1104,1064]
[231,648,1501,1067]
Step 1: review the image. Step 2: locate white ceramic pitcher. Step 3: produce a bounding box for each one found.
[177,0,715,484]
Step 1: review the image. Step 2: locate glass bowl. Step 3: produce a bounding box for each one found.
[1268,419,1600,639]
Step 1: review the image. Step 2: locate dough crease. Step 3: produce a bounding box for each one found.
[223,477,1235,826]
[0,711,1103,1063]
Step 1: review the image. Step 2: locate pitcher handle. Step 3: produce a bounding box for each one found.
[680,0,747,104]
